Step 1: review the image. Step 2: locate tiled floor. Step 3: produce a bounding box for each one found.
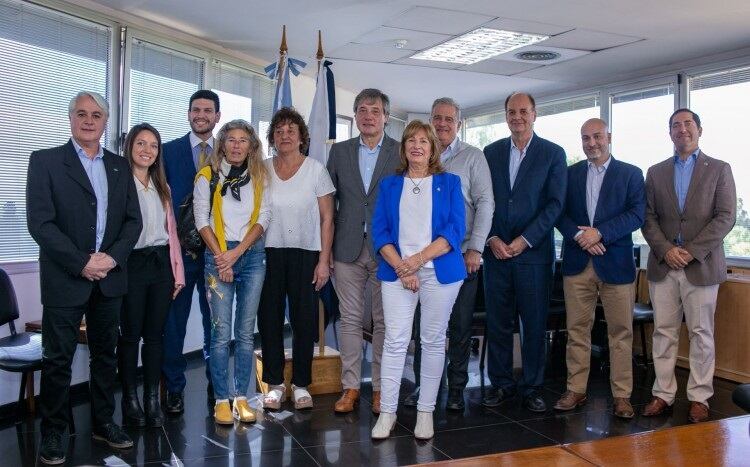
[1,330,744,466]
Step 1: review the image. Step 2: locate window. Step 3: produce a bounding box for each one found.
[535,95,600,164]
[464,111,510,150]
[610,83,676,246]
[690,66,750,257]
[211,59,275,157]
[128,39,204,143]
[0,0,111,263]
[336,115,352,142]
[385,117,406,141]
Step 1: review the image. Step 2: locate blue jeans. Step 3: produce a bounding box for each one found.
[204,240,266,400]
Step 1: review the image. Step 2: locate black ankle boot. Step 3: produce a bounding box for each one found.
[121,389,146,427]
[144,387,164,427]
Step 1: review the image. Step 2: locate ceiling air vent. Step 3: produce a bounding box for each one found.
[514,50,560,61]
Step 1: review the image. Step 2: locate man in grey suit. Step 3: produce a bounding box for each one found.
[327,89,400,414]
[641,108,736,423]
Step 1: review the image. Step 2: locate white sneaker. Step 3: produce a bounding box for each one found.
[414,411,434,439]
[371,412,398,439]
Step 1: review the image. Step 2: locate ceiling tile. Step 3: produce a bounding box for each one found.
[328,43,413,62]
[482,18,572,36]
[354,26,451,51]
[384,6,495,35]
[392,57,464,69]
[542,28,642,51]
[458,59,541,75]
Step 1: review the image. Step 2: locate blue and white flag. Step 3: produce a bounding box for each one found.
[308,59,336,165]
[265,55,306,114]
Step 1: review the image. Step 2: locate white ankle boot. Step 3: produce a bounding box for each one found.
[414,411,434,439]
[371,412,398,439]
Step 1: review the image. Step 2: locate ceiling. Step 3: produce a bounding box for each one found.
[89,0,750,115]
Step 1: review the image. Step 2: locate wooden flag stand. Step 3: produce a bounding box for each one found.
[254,29,342,400]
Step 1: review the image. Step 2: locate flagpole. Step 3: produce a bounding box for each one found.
[316,29,326,357]
[278,25,287,84]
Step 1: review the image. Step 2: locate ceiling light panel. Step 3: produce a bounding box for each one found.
[410,28,548,65]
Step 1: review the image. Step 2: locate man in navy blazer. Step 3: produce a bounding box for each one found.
[482,92,567,412]
[554,118,645,418]
[161,90,221,413]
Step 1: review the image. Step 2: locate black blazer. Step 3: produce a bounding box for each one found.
[26,140,142,307]
[483,133,567,265]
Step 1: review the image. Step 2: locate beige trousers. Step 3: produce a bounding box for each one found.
[563,261,634,398]
[334,243,384,391]
[649,269,719,405]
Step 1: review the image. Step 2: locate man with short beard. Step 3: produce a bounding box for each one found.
[554,118,645,419]
[161,90,221,413]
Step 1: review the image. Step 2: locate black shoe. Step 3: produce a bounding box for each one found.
[523,391,547,413]
[482,387,515,407]
[39,432,65,465]
[446,388,465,411]
[121,391,146,427]
[403,387,420,407]
[165,391,184,414]
[92,423,134,449]
[144,387,164,427]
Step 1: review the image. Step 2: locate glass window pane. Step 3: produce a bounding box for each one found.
[0,0,111,263]
[690,70,750,258]
[535,96,600,165]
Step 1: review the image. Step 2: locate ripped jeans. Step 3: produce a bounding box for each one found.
[204,239,266,400]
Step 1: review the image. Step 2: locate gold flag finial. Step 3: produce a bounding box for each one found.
[280,25,288,54]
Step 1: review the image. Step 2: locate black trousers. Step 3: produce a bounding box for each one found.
[258,247,319,387]
[119,246,174,393]
[413,271,479,390]
[41,283,121,435]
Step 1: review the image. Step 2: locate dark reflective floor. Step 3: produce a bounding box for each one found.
[1,329,743,466]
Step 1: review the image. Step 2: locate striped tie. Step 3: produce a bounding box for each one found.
[198,141,208,168]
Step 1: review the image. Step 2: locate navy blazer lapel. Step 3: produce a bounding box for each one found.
[104,151,121,204]
[574,162,588,222]
[494,139,512,192]
[511,136,537,195]
[63,141,95,196]
[180,133,197,178]
[593,157,617,224]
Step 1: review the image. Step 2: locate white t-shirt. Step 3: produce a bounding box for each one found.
[193,159,271,242]
[264,157,335,251]
[398,176,434,268]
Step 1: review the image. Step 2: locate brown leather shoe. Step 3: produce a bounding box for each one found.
[688,401,709,423]
[642,396,671,416]
[371,390,381,414]
[553,391,587,411]
[334,389,360,413]
[613,397,634,419]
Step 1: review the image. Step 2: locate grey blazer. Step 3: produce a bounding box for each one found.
[642,151,736,286]
[327,135,400,262]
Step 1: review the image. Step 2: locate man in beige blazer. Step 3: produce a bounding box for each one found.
[641,108,736,423]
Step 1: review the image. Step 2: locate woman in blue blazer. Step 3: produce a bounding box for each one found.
[370,120,466,440]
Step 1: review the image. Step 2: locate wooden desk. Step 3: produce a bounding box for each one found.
[566,415,750,466]
[635,271,750,383]
[25,319,88,344]
[416,446,593,467]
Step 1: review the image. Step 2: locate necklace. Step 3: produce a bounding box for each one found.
[407,175,425,194]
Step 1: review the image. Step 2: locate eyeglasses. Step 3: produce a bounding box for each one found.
[227,137,251,145]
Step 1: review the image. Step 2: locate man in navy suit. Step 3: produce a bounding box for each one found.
[161,90,221,413]
[554,118,645,418]
[482,92,567,412]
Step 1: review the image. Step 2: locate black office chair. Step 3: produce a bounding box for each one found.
[731,384,750,412]
[0,268,74,431]
[0,268,44,420]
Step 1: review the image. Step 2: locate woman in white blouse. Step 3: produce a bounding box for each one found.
[259,107,335,410]
[121,123,185,428]
[194,119,270,425]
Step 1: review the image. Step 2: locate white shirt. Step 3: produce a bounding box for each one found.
[399,176,434,268]
[509,134,533,189]
[193,159,271,242]
[264,157,335,251]
[133,175,169,249]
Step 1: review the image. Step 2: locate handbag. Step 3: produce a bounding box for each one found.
[176,170,219,255]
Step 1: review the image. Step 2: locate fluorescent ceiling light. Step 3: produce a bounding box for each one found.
[410,28,548,64]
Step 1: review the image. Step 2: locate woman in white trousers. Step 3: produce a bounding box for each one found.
[370,120,466,440]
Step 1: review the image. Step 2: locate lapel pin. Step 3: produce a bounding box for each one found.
[704,162,708,166]
[437,187,441,191]
[113,168,119,172]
